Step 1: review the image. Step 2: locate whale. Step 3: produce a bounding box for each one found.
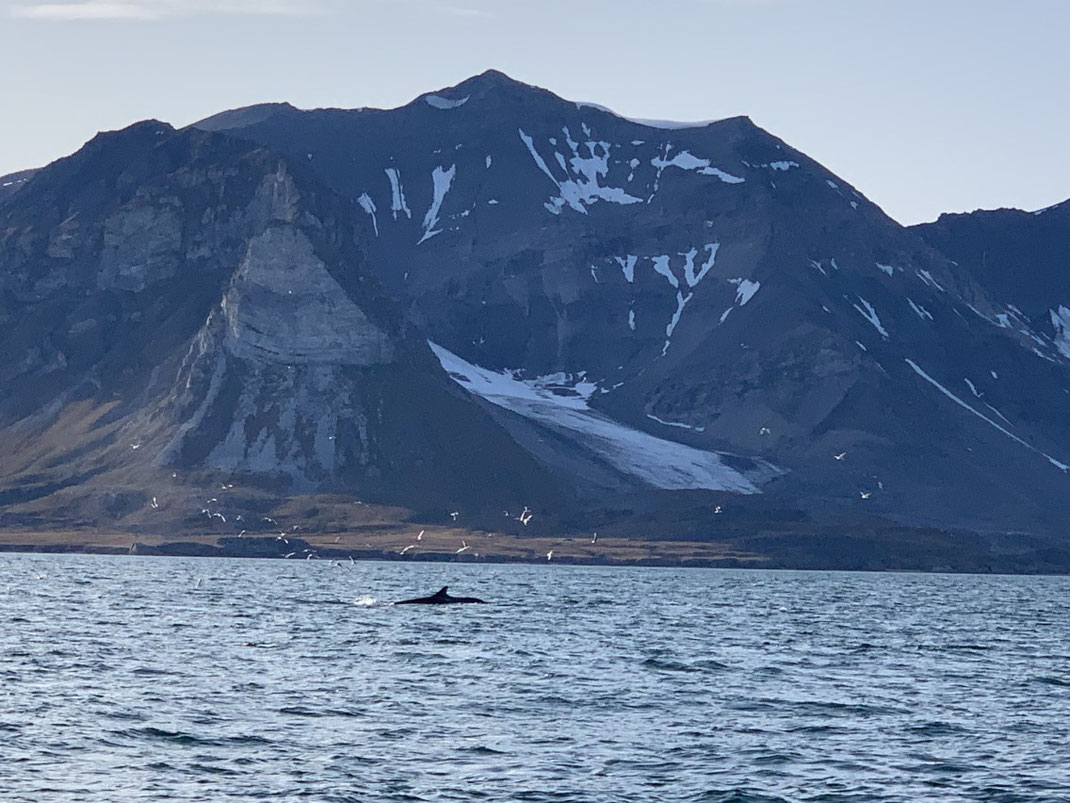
[394,586,486,605]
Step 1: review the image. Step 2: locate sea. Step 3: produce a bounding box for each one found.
[2,554,1069,802]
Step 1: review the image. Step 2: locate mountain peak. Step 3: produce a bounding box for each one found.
[193,102,299,133]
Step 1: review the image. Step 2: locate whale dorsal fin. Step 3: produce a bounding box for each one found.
[432,586,449,598]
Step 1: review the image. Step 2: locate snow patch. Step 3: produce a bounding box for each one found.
[423,94,469,110]
[615,255,637,283]
[430,342,764,492]
[685,243,719,288]
[651,255,679,289]
[1049,306,1070,359]
[518,127,642,214]
[917,269,946,292]
[729,278,760,306]
[853,297,889,338]
[418,164,456,244]
[357,192,378,237]
[662,291,694,356]
[907,298,933,321]
[647,413,705,432]
[384,168,411,220]
[650,146,745,185]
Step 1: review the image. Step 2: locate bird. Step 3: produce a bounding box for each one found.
[400,544,416,555]
[212,512,226,523]
[284,551,296,559]
[714,505,723,514]
[450,511,459,521]
[591,532,598,543]
[546,550,554,561]
[333,536,341,543]
[417,530,424,541]
[834,452,847,461]
[759,426,771,435]
[276,534,289,544]
[130,442,142,450]
[263,517,276,525]
[518,506,534,526]
[859,491,872,500]
[206,498,218,504]
[150,497,158,509]
[238,530,246,537]
[455,540,470,554]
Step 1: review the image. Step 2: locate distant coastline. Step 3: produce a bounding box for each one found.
[3,528,1069,575]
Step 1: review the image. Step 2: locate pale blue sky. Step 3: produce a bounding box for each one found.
[0,0,1066,224]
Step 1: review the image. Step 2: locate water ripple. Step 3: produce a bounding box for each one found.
[1,556,1069,801]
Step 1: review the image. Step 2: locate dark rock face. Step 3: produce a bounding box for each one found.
[0,168,37,205]
[192,71,1070,536]
[0,121,560,524]
[912,200,1070,352]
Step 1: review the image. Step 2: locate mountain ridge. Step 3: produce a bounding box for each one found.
[2,71,1070,569]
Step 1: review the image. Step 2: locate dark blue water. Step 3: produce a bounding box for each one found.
[2,555,1069,802]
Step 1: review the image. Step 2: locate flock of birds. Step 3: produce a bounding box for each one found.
[137,430,880,570]
[153,479,569,563]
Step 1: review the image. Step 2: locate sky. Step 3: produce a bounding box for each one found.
[0,0,1067,225]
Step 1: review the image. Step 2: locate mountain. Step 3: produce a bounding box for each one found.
[912,199,1070,356]
[191,70,1070,538]
[2,71,1070,569]
[0,120,561,535]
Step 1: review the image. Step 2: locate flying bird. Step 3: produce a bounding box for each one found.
[546,550,554,561]
[518,506,534,526]
[859,491,872,500]
[455,540,470,554]
[400,544,416,555]
[450,511,460,521]
[759,426,771,435]
[417,530,424,541]
[834,452,847,460]
[150,497,158,509]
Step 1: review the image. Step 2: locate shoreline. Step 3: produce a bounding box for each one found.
[2,529,1069,575]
